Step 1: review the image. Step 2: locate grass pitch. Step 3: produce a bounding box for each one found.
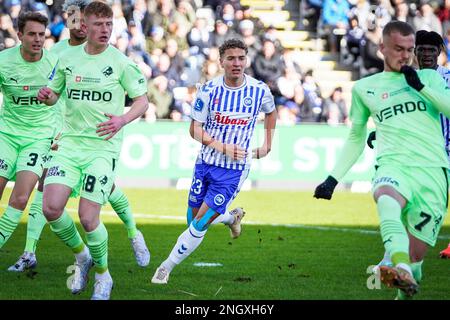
[0,188,449,300]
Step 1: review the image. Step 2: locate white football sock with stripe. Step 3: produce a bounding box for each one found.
[163,224,206,272]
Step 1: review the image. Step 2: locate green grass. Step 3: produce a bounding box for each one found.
[0,188,449,300]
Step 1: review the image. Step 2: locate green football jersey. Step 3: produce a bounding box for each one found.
[50,39,77,136]
[48,43,147,154]
[351,69,448,168]
[0,46,58,139]
[50,38,70,55]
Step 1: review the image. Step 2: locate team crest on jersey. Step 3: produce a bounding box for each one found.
[99,175,108,186]
[0,159,8,171]
[102,66,113,77]
[194,98,204,111]
[243,97,253,106]
[213,194,225,206]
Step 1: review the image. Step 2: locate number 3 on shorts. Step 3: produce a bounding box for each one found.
[27,153,38,166]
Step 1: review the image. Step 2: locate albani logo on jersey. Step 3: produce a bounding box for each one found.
[214,112,250,125]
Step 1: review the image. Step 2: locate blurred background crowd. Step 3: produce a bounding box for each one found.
[0,0,449,126]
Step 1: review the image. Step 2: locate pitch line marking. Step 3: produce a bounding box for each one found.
[3,204,450,240]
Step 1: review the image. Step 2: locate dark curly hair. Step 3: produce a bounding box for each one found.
[416,30,444,51]
[219,38,248,58]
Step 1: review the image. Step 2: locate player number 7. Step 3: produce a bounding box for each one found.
[414,212,432,232]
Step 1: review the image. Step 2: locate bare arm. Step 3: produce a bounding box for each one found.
[253,109,277,159]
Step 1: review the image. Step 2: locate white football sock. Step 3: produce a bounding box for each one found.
[166,224,206,269]
[210,210,234,225]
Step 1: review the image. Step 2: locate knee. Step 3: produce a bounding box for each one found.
[9,194,30,211]
[42,200,63,221]
[79,214,99,232]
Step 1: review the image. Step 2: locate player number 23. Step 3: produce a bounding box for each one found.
[191,178,202,195]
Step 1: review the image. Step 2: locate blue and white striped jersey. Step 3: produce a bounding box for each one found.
[191,74,275,170]
[437,65,450,162]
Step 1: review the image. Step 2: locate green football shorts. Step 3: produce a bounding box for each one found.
[0,131,51,180]
[44,144,117,205]
[372,164,448,247]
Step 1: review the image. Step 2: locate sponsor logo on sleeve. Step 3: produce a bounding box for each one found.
[194,98,204,111]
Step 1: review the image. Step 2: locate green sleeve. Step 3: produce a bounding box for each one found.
[330,85,369,180]
[119,62,147,99]
[331,123,367,180]
[348,85,370,125]
[48,62,66,95]
[420,70,450,118]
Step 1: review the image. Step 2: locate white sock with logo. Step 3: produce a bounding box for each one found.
[163,223,206,272]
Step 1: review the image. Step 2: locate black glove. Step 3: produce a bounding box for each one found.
[367,131,376,149]
[314,175,338,200]
[400,65,424,91]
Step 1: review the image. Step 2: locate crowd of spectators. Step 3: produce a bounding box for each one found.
[0,0,358,126]
[304,0,450,78]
